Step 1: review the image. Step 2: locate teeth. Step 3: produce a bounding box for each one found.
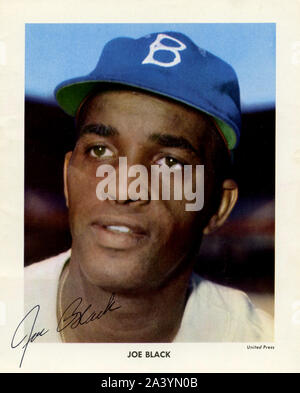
[106,225,131,233]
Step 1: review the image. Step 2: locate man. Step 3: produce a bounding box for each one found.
[25,31,273,342]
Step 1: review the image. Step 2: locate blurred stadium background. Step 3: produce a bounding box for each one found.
[25,24,275,315]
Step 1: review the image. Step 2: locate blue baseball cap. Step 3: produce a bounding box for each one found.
[55,31,241,149]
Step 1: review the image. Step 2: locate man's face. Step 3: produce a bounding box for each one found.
[65,89,218,293]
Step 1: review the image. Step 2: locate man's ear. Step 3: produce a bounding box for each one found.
[203,179,238,235]
[63,151,72,208]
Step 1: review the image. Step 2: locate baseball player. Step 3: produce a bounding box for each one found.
[25,31,273,343]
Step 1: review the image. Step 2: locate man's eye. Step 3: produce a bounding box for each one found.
[89,145,114,158]
[156,156,183,170]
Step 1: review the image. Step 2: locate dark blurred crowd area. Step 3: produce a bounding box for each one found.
[25,97,275,311]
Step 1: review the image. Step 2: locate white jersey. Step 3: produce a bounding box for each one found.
[24,250,273,342]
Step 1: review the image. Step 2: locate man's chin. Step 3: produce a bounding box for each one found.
[77,253,160,294]
[82,272,158,295]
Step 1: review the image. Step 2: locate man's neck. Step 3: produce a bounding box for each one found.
[57,257,193,343]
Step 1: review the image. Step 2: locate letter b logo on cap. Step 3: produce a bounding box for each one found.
[142,33,186,67]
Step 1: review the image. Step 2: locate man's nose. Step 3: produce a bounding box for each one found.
[109,157,150,205]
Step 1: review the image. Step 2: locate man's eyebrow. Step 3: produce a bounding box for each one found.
[149,133,198,154]
[79,123,119,138]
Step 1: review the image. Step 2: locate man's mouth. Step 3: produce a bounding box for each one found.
[90,217,149,249]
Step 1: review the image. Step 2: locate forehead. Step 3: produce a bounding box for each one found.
[77,88,216,148]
